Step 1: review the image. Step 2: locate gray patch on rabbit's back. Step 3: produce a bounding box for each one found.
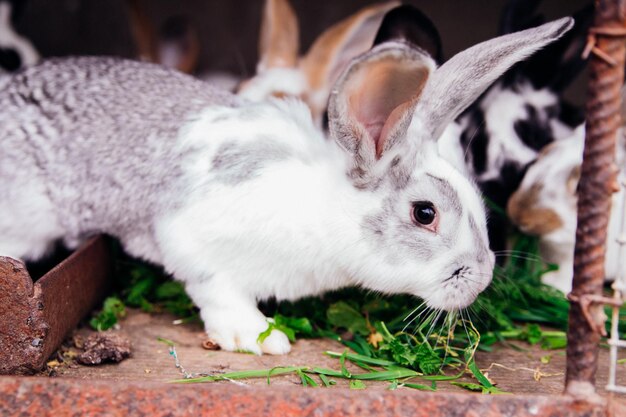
[0,57,243,242]
[211,138,292,185]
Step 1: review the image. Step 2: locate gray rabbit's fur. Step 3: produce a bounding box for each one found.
[0,57,240,258]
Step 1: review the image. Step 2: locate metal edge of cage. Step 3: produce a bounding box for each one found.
[607,175,626,394]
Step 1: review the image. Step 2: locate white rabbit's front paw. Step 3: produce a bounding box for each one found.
[204,312,291,355]
[259,329,291,355]
[184,280,292,355]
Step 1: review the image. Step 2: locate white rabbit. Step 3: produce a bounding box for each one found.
[0,0,39,74]
[237,0,398,127]
[0,18,572,354]
[507,125,625,293]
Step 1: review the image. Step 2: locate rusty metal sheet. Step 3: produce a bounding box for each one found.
[0,258,47,374]
[0,376,623,417]
[0,236,111,374]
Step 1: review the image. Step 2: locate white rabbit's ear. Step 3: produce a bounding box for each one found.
[413,17,574,141]
[0,2,11,27]
[299,2,399,101]
[328,42,435,169]
[257,0,299,72]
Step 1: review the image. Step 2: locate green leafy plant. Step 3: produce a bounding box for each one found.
[89,296,126,331]
[89,249,198,330]
[257,314,313,343]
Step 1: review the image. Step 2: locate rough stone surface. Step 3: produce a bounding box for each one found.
[0,376,623,417]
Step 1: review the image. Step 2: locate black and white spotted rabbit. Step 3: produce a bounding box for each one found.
[441,0,592,252]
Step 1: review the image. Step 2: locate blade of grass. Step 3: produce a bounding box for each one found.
[325,351,396,367]
[318,373,335,387]
[467,359,493,388]
[156,337,176,347]
[171,366,307,383]
[296,369,319,387]
[339,350,351,378]
[309,367,344,378]
[351,368,419,381]
[401,382,436,391]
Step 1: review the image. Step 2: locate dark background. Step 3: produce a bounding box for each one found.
[14,0,589,102]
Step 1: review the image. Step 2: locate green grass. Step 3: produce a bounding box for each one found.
[89,243,199,331]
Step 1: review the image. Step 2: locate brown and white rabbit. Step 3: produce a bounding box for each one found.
[0,18,572,354]
[125,0,200,74]
[237,0,398,127]
[125,0,240,91]
[507,124,625,293]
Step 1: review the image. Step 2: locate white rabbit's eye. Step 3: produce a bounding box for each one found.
[412,202,437,229]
